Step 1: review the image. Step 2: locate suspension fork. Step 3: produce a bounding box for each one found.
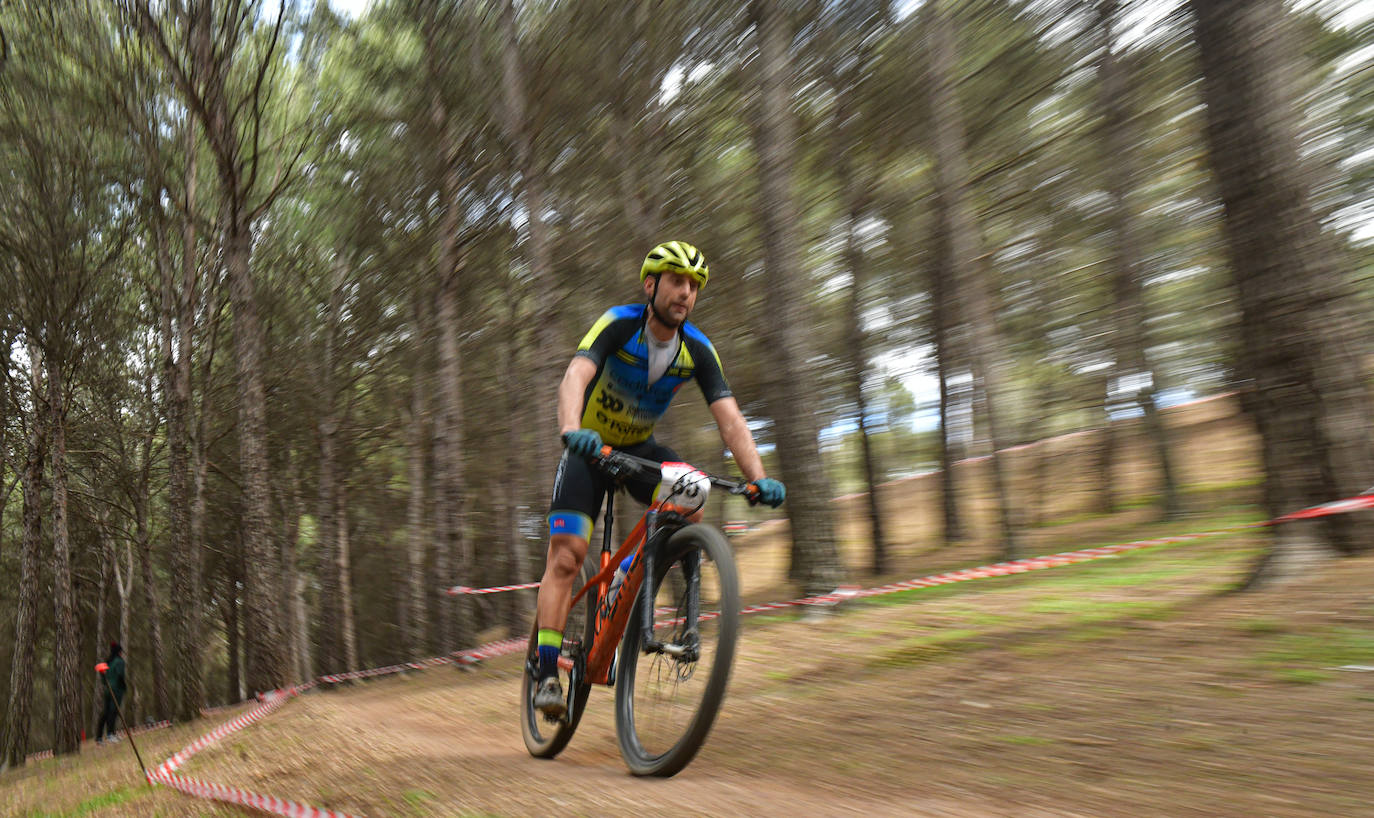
[638,515,700,658]
[639,511,662,654]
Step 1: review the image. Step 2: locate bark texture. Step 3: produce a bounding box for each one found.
[47,362,81,754]
[1096,0,1181,520]
[2,358,45,768]
[499,0,561,479]
[927,1,1019,558]
[1192,0,1374,584]
[748,0,843,593]
[164,117,204,719]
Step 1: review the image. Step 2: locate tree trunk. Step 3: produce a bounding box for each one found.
[1192,0,1374,585]
[277,462,310,682]
[1096,0,1181,521]
[223,559,242,704]
[926,0,1018,558]
[3,362,44,767]
[1095,373,1116,515]
[114,538,133,660]
[336,491,359,672]
[748,0,843,594]
[931,254,964,545]
[165,116,204,720]
[435,266,469,651]
[131,370,172,721]
[46,362,81,755]
[315,258,346,674]
[498,0,561,479]
[316,407,342,672]
[404,360,429,656]
[94,517,113,735]
[838,169,888,574]
[502,293,534,635]
[224,210,288,693]
[425,17,471,652]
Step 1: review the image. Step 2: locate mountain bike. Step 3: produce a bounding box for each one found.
[521,446,759,777]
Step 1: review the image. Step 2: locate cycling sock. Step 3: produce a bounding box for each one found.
[537,628,562,680]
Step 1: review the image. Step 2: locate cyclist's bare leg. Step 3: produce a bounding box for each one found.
[536,533,589,633]
[533,533,588,716]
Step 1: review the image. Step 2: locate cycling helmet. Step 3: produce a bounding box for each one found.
[640,241,709,288]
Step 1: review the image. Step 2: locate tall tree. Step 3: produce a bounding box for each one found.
[1095,0,1181,521]
[1,344,45,768]
[127,0,306,690]
[747,0,843,592]
[820,0,895,572]
[498,0,562,481]
[1191,0,1374,584]
[926,0,1019,558]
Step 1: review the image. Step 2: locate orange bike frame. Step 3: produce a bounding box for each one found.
[568,501,695,686]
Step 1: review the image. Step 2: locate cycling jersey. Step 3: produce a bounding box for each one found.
[575,304,732,447]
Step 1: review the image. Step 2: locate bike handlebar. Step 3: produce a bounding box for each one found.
[563,436,761,505]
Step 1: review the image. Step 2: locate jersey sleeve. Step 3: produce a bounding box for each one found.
[689,333,733,405]
[575,308,626,368]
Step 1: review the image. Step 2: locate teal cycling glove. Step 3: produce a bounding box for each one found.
[749,477,786,508]
[562,429,602,458]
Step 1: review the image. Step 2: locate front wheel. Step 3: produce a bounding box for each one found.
[615,524,740,777]
[521,557,595,758]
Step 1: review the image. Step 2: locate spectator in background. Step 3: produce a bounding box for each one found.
[95,642,127,744]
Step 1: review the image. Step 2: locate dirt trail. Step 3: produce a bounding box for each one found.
[172,539,1374,818]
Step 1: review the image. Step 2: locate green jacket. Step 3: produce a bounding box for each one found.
[104,656,126,701]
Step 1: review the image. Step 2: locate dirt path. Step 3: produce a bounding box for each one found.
[172,541,1374,818]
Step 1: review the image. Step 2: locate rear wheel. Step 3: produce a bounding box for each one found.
[521,557,596,758]
[615,524,739,777]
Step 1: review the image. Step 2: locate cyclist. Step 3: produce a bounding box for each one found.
[533,240,785,718]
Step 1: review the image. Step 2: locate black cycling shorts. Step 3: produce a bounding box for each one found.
[546,438,679,541]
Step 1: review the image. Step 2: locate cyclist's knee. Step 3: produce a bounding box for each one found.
[546,534,588,579]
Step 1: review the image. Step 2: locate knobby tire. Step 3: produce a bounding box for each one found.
[614,524,740,777]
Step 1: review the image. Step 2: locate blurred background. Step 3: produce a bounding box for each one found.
[0,0,1370,762]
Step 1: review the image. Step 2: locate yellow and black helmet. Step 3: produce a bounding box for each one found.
[640,241,709,288]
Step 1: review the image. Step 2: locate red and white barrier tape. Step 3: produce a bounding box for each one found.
[448,491,1374,601]
[664,491,1374,623]
[24,719,175,763]
[447,580,541,596]
[152,769,354,818]
[148,639,537,817]
[148,683,351,818]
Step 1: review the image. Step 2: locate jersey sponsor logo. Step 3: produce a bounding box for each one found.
[595,389,625,413]
[593,410,653,440]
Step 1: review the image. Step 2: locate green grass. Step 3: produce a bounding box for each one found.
[27,784,146,817]
[1235,617,1287,636]
[860,511,1262,612]
[868,628,985,669]
[1253,627,1374,684]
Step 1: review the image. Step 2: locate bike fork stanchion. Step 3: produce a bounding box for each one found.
[640,512,660,654]
[684,550,701,657]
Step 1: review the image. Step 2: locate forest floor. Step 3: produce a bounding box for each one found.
[5,396,1374,817]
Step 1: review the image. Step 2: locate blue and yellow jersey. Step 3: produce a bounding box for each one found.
[575,304,733,446]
